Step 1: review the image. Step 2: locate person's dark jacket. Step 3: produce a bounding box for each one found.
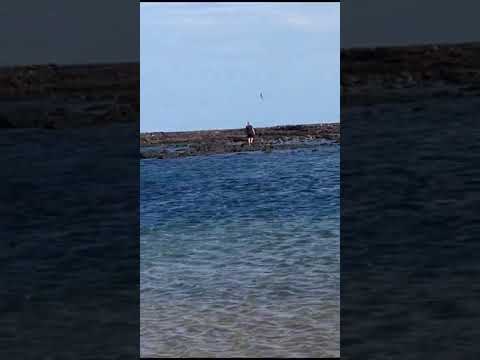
[246,125,255,137]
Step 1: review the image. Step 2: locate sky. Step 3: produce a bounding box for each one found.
[1,1,479,66]
[140,2,340,132]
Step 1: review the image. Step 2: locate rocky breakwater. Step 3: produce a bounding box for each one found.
[140,123,339,159]
[0,63,139,129]
[342,42,480,108]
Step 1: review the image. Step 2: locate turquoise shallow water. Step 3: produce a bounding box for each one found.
[141,146,339,357]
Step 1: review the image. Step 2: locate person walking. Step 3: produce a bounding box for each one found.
[245,121,256,146]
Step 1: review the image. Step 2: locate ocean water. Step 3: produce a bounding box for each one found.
[342,97,480,359]
[141,146,340,358]
[1,124,139,358]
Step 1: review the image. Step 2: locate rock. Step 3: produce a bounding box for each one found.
[140,123,339,159]
[342,42,480,107]
[44,119,56,129]
[0,114,14,128]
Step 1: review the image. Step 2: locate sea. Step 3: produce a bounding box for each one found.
[141,145,340,357]
[1,124,139,358]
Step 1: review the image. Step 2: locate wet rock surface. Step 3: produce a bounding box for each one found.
[140,123,340,159]
[0,63,139,129]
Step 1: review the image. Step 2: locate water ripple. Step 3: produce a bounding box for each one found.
[141,145,339,357]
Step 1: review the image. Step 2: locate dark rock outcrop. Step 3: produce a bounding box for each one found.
[0,114,14,128]
[342,42,480,108]
[0,63,139,129]
[140,123,339,159]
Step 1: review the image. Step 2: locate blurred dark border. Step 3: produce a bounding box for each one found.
[341,0,480,358]
[5,0,480,358]
[0,1,139,358]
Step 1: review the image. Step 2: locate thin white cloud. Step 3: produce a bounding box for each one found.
[141,3,339,33]
[282,12,339,32]
[272,4,340,32]
[286,14,312,27]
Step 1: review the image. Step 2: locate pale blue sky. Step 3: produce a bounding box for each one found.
[141,2,339,132]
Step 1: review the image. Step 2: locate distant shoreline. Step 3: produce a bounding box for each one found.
[342,42,480,107]
[140,123,339,159]
[0,63,138,129]
[1,41,478,129]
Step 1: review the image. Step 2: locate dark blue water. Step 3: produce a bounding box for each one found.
[141,146,339,357]
[1,124,139,358]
